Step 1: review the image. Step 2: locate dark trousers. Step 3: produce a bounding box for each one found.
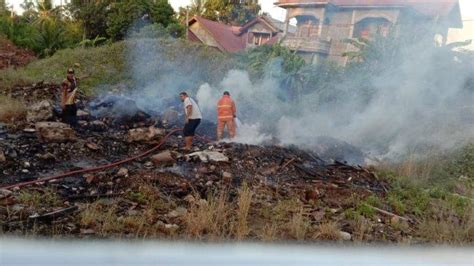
[62,104,78,127]
[183,119,201,137]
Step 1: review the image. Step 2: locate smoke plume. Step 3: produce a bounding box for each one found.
[121,27,473,162]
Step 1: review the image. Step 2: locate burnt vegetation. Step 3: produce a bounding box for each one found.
[0,3,473,244]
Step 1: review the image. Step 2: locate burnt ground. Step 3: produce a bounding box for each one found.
[0,83,420,243]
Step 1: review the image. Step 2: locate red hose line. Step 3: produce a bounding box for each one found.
[1,128,191,191]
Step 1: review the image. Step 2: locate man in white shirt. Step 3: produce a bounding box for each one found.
[179,92,202,151]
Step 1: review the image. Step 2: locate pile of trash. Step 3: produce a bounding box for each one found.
[0,82,416,242]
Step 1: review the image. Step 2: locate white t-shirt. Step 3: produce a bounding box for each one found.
[183,97,202,120]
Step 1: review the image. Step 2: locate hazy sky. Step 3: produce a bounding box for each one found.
[6,0,474,45]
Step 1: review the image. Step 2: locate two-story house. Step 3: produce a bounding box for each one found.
[276,0,463,65]
[187,15,295,52]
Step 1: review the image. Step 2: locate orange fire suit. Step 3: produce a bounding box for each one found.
[217,95,236,140]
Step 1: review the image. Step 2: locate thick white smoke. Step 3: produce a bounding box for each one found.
[193,46,473,160]
[122,28,473,161]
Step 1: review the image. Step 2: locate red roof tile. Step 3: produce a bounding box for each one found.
[189,16,246,52]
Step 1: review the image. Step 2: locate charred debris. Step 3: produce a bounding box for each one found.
[1,83,418,242]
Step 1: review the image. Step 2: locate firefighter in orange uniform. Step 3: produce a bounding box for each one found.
[217,91,237,141]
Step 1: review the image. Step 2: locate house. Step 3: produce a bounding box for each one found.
[275,0,463,65]
[187,15,294,52]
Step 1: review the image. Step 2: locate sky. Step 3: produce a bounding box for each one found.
[5,0,474,45]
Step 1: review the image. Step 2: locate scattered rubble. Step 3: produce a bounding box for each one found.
[151,150,175,166]
[187,150,229,163]
[26,100,54,123]
[0,149,6,163]
[0,81,425,243]
[338,231,352,241]
[127,126,165,142]
[35,122,76,142]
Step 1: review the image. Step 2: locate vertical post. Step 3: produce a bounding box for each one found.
[283,10,290,37]
[318,9,325,39]
[186,6,189,40]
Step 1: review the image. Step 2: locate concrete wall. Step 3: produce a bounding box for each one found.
[282,6,402,66]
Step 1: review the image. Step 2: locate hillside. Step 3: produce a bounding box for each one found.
[0,50,472,243]
[0,37,35,70]
[0,35,474,244]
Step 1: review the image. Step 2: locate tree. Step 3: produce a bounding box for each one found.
[20,0,38,23]
[149,0,175,28]
[242,44,307,100]
[177,0,206,23]
[0,0,9,16]
[106,0,178,40]
[68,0,111,39]
[34,18,67,56]
[227,1,260,25]
[203,0,260,25]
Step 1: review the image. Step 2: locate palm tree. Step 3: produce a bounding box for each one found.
[190,0,206,16]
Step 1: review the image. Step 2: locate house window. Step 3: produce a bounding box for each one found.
[250,32,271,46]
[353,17,392,39]
[295,15,320,39]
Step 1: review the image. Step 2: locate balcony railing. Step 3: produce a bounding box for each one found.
[281,36,331,54]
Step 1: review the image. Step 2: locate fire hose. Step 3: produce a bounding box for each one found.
[1,128,212,191]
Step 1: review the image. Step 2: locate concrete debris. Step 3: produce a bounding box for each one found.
[77,110,90,120]
[167,207,187,218]
[222,171,232,183]
[27,100,53,123]
[151,150,175,166]
[80,229,95,235]
[0,188,12,199]
[0,149,6,163]
[164,224,179,231]
[85,142,100,150]
[116,167,129,177]
[35,122,76,142]
[187,151,229,163]
[127,126,165,142]
[338,231,352,241]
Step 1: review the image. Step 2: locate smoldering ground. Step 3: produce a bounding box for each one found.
[113,26,473,162]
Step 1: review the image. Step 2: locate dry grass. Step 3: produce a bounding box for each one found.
[0,96,26,123]
[259,222,278,241]
[417,204,474,244]
[234,183,253,240]
[351,217,371,242]
[287,206,310,240]
[80,203,124,235]
[183,190,232,240]
[314,221,341,241]
[393,155,438,180]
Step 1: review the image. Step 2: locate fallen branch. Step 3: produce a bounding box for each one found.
[67,193,122,200]
[367,205,413,223]
[280,158,296,170]
[4,206,79,228]
[28,206,79,222]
